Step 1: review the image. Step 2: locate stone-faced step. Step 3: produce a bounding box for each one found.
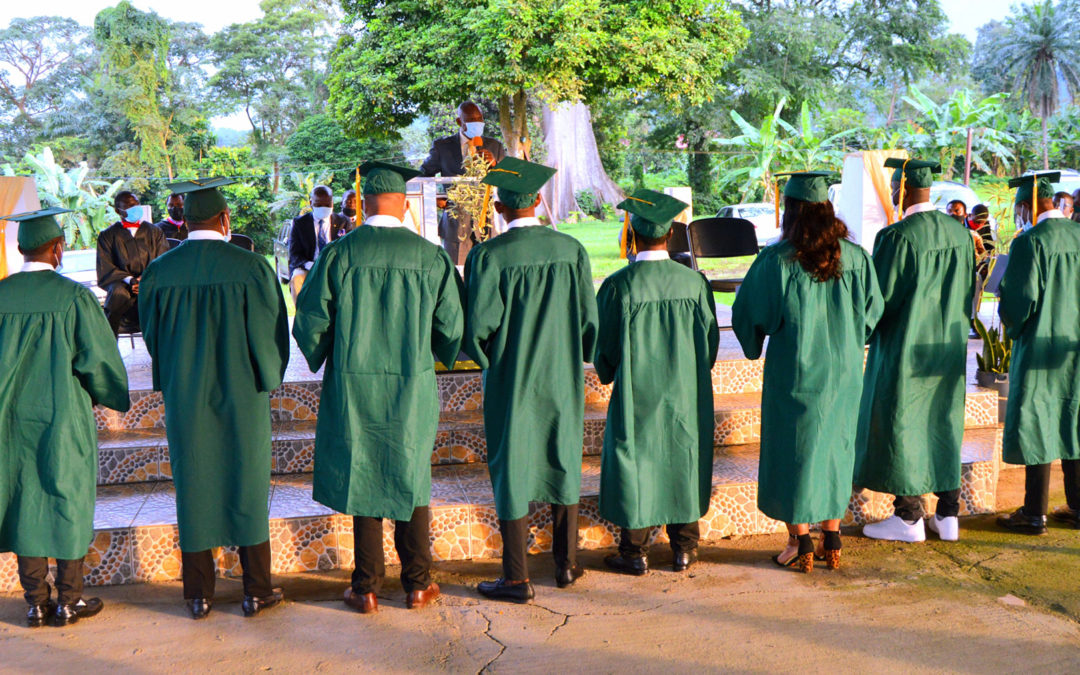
[5,427,1001,592]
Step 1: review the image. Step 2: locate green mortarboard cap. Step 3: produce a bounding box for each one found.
[166,177,237,223]
[883,158,941,189]
[3,207,71,250]
[482,157,557,210]
[617,188,688,239]
[358,160,421,195]
[777,171,834,203]
[1009,172,1061,206]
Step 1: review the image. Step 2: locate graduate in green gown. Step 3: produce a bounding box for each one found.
[734,173,883,573]
[465,158,599,604]
[596,189,719,576]
[0,208,130,627]
[856,158,976,544]
[995,172,1080,535]
[139,178,290,620]
[293,161,463,615]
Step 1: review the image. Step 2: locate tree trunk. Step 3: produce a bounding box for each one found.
[540,101,624,223]
[1041,114,1050,171]
[497,94,519,158]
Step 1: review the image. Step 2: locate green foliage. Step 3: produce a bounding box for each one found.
[0,17,91,125]
[900,86,1016,178]
[2,147,123,248]
[573,190,601,219]
[974,316,1012,374]
[188,147,275,253]
[284,113,401,188]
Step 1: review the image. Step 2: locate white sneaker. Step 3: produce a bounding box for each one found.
[927,515,959,541]
[863,515,926,543]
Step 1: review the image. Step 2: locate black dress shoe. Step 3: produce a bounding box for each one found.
[1050,505,1080,528]
[188,598,212,620]
[997,508,1048,535]
[242,588,284,617]
[673,549,698,572]
[604,553,648,576]
[477,578,535,604]
[53,598,103,627]
[26,602,56,628]
[555,564,585,588]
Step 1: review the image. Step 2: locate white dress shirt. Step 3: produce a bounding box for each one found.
[19,261,56,273]
[1036,209,1065,225]
[902,201,938,219]
[505,216,542,230]
[188,229,227,241]
[634,250,670,261]
[365,214,406,228]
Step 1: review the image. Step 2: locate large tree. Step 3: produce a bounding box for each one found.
[328,0,748,219]
[0,17,91,125]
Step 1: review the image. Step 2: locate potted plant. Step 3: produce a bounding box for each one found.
[973,317,1010,421]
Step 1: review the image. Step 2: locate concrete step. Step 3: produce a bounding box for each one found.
[3,427,1000,591]
[93,388,1000,486]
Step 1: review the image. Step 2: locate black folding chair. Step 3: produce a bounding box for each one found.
[686,217,759,293]
[667,221,693,268]
[229,234,255,252]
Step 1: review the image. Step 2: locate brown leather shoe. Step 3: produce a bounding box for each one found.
[406,582,440,610]
[344,588,378,614]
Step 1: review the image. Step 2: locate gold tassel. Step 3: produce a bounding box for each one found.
[774,177,781,231]
[355,165,362,219]
[619,211,632,259]
[896,158,910,222]
[1032,182,1039,225]
[477,184,493,240]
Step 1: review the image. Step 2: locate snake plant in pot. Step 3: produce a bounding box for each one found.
[973,317,1010,420]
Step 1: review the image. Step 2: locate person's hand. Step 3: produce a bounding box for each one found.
[436,196,449,209]
[479,149,496,166]
[131,277,140,295]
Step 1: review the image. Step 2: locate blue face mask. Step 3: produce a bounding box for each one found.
[463,121,485,139]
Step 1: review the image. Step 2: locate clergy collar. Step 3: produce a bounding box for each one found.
[20,261,56,272]
[365,214,405,228]
[902,201,937,218]
[506,216,542,230]
[634,250,670,262]
[188,229,227,241]
[1037,209,1065,225]
[166,217,184,226]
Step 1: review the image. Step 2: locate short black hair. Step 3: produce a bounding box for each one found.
[946,199,967,212]
[633,228,673,250]
[1054,191,1073,206]
[114,190,138,209]
[971,203,989,216]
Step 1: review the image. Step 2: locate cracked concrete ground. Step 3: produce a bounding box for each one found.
[2,467,1080,673]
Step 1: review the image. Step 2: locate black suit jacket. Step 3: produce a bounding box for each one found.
[96,221,170,289]
[420,134,507,177]
[288,212,351,276]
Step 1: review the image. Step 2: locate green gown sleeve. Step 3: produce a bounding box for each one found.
[998,233,1039,340]
[702,275,720,363]
[292,245,337,371]
[431,248,466,368]
[137,263,162,390]
[73,289,131,412]
[872,227,917,320]
[732,250,783,359]
[862,249,886,340]
[246,258,291,392]
[594,278,622,385]
[462,247,503,370]
[578,247,599,363]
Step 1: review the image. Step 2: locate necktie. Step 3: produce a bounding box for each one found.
[316,219,328,251]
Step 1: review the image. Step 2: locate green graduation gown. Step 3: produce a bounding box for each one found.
[733,241,883,523]
[999,217,1080,465]
[292,225,464,520]
[139,238,289,552]
[595,257,719,529]
[463,225,599,521]
[855,208,975,496]
[0,269,130,559]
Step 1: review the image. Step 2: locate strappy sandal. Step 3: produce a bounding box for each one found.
[774,534,814,573]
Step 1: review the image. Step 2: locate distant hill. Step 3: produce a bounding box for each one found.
[214,128,250,147]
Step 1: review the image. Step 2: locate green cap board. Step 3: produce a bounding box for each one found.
[482,157,557,210]
[617,188,688,239]
[1009,172,1061,206]
[166,177,237,223]
[358,160,422,195]
[883,157,941,189]
[2,207,71,250]
[776,171,834,203]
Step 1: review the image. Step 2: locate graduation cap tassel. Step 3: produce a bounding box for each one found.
[619,211,632,260]
[774,177,781,231]
[896,158,910,223]
[1032,187,1039,225]
[477,184,493,241]
[355,165,362,216]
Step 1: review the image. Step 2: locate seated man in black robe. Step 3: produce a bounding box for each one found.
[153,193,188,241]
[96,190,170,335]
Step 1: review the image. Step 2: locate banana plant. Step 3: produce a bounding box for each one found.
[901,86,1017,178]
[781,101,855,171]
[714,99,792,202]
[973,316,1012,374]
[269,170,334,215]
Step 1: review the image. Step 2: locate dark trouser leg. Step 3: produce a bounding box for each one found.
[667,521,701,554]
[893,495,925,522]
[352,516,386,595]
[54,558,85,606]
[181,550,217,600]
[1062,459,1080,510]
[16,556,51,606]
[238,541,273,599]
[498,517,529,582]
[551,503,579,569]
[619,528,650,557]
[934,489,961,518]
[103,283,137,335]
[395,506,432,593]
[1025,463,1052,517]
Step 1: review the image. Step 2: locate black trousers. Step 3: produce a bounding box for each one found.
[619,522,700,558]
[181,540,273,600]
[500,503,578,582]
[352,506,432,595]
[894,489,961,521]
[1024,460,1080,516]
[103,282,139,335]
[17,556,84,606]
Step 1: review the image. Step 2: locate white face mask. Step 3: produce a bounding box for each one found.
[311,206,333,221]
[463,121,485,139]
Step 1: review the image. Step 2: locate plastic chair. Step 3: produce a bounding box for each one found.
[686,217,758,292]
[667,221,693,268]
[230,234,255,252]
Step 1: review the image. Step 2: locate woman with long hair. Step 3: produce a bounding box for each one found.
[732,172,883,572]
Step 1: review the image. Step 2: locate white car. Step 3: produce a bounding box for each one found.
[715,202,780,247]
[59,249,107,305]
